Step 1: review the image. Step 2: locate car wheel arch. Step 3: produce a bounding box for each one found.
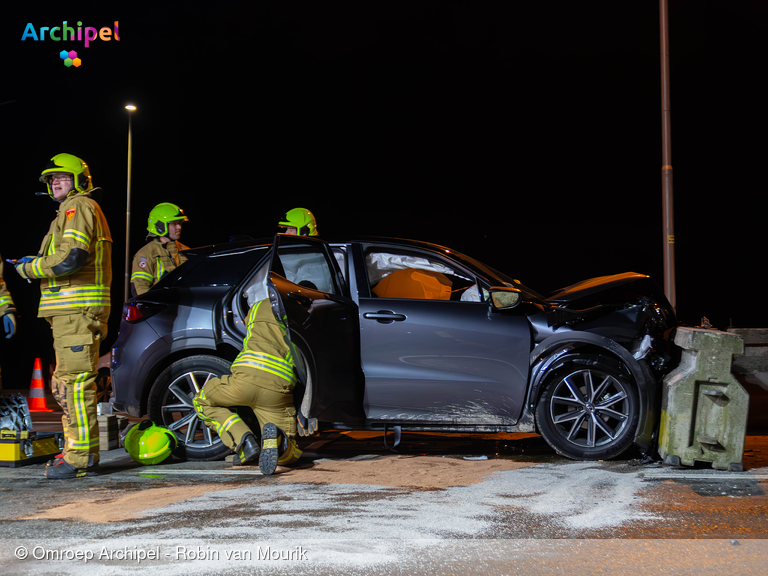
[527,332,654,451]
[138,343,241,416]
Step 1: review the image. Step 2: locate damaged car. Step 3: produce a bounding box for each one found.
[110,235,676,461]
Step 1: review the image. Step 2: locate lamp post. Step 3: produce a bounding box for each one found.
[124,104,136,302]
[659,0,676,313]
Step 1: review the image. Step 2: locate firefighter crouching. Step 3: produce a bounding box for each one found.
[193,297,303,475]
[130,202,189,297]
[15,153,112,480]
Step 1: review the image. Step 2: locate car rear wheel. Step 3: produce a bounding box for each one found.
[95,367,112,404]
[535,359,639,460]
[147,355,233,461]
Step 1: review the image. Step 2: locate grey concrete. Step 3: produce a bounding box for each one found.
[2,438,768,575]
[658,328,748,470]
[730,328,768,392]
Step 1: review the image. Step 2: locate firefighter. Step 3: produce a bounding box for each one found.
[0,255,15,340]
[278,208,319,237]
[15,153,112,479]
[192,294,302,475]
[0,253,17,389]
[130,202,189,297]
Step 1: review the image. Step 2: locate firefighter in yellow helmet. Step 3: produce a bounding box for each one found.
[278,208,318,237]
[130,203,189,297]
[0,253,17,390]
[193,275,303,475]
[14,153,112,479]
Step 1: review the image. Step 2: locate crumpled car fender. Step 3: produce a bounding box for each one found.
[525,331,657,453]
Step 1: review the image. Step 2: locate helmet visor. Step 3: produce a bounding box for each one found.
[40,172,74,184]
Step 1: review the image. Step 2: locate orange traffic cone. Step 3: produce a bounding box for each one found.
[28,358,54,412]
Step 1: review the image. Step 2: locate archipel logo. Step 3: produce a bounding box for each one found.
[60,50,81,68]
[21,21,121,68]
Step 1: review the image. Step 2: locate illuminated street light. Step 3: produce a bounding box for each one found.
[124,104,136,302]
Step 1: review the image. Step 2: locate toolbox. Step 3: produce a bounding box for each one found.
[0,430,64,467]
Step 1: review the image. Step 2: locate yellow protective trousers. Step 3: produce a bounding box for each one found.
[48,312,107,468]
[193,373,301,465]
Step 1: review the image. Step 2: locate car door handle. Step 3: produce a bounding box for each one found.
[287,292,312,307]
[363,311,407,323]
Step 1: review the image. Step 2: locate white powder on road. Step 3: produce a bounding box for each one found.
[131,461,654,539]
[5,462,659,575]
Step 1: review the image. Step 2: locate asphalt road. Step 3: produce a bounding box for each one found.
[1,411,768,575]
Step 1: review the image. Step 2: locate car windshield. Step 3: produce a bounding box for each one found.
[443,249,546,301]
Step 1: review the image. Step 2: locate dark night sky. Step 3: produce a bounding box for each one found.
[1,1,767,386]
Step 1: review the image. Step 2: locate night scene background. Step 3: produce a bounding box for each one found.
[1,0,766,389]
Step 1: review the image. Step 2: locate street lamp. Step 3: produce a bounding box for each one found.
[659,0,676,313]
[124,104,136,302]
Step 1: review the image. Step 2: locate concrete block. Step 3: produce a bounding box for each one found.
[658,327,748,471]
[729,328,768,392]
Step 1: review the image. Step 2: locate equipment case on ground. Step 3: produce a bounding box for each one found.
[0,430,63,467]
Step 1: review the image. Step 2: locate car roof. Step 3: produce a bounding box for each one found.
[181,235,545,300]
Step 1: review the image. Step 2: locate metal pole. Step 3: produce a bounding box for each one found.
[660,0,676,312]
[124,112,133,302]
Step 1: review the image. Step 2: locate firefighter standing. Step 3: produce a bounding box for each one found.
[278,208,319,236]
[193,296,303,475]
[15,153,112,479]
[0,254,17,389]
[130,203,189,297]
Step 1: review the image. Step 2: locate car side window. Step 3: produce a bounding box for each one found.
[277,245,340,295]
[331,246,347,284]
[364,248,482,302]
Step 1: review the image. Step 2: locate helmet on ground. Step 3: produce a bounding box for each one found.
[124,420,177,465]
[147,202,188,236]
[39,153,93,198]
[278,207,318,236]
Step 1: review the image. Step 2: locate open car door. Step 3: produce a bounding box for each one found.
[267,234,364,425]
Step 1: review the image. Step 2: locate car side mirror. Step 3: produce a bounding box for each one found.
[489,286,521,311]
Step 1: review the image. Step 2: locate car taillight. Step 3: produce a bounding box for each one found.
[123,301,165,324]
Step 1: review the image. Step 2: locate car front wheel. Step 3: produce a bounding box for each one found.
[535,358,639,460]
[147,355,233,461]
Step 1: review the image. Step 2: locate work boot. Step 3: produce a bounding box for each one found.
[233,432,260,466]
[44,459,93,479]
[46,452,64,466]
[46,453,99,470]
[259,423,289,476]
[259,423,280,475]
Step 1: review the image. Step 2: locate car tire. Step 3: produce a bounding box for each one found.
[95,367,112,404]
[535,357,639,461]
[147,354,233,461]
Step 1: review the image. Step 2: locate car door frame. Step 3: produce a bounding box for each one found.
[225,234,365,423]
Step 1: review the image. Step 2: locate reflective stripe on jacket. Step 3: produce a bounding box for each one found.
[0,254,14,316]
[130,238,188,295]
[22,193,112,318]
[230,299,297,390]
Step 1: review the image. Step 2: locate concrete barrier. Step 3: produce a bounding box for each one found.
[729,328,768,392]
[658,327,747,471]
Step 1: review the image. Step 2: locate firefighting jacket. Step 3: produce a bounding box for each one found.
[0,254,15,317]
[20,193,112,318]
[230,298,298,392]
[130,237,188,296]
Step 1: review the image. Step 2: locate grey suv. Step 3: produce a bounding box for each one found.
[111,234,676,461]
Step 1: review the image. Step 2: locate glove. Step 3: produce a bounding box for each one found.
[14,256,34,280]
[2,313,15,339]
[297,410,318,437]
